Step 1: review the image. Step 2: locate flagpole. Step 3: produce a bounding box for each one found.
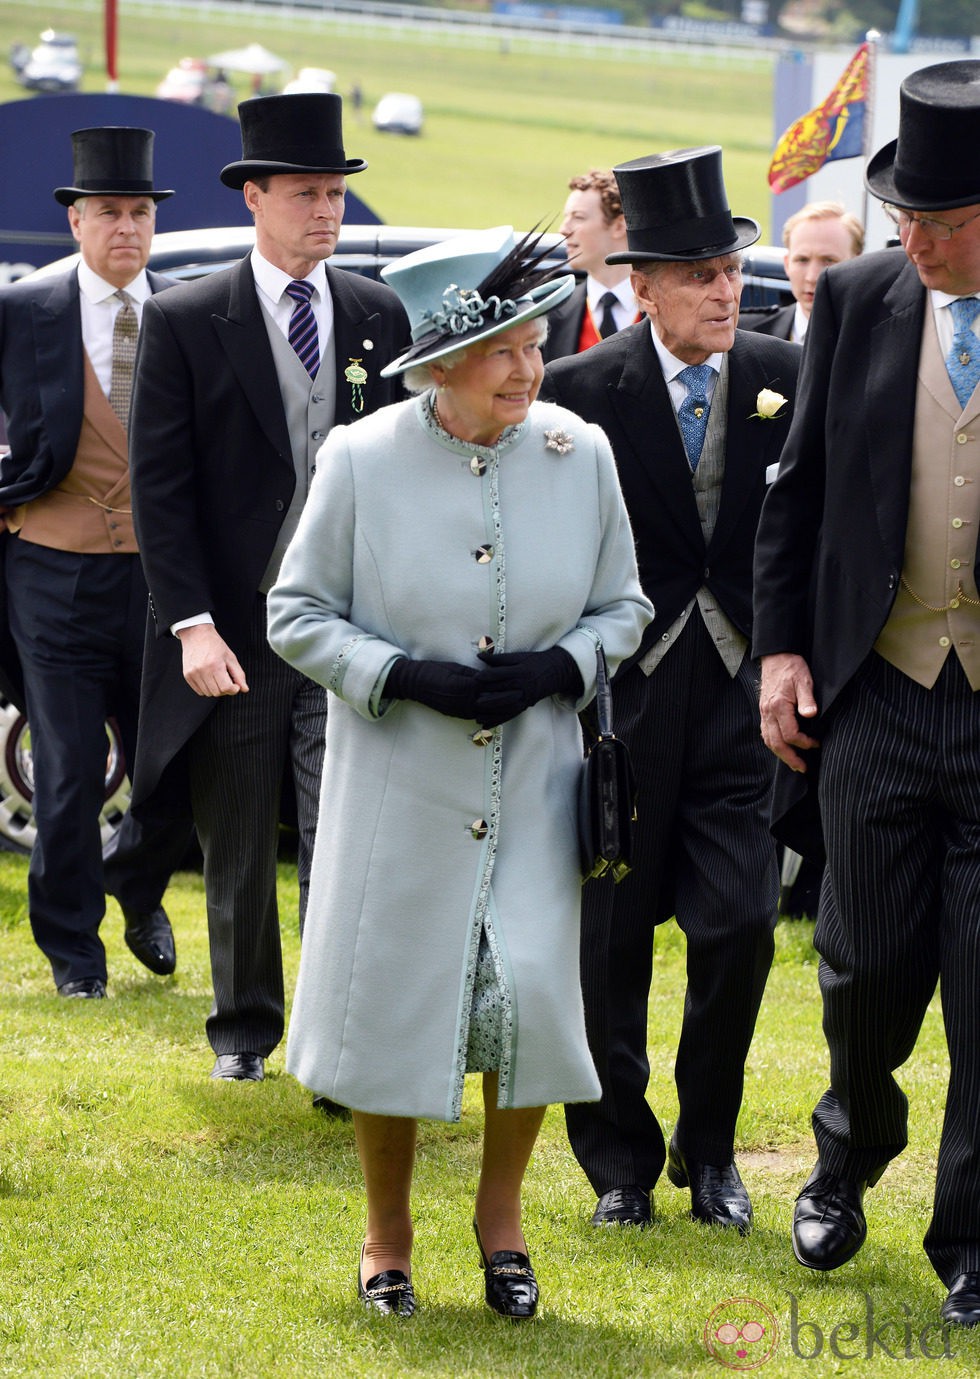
[861,29,881,235]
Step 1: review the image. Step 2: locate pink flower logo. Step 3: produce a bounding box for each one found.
[703,1297,780,1369]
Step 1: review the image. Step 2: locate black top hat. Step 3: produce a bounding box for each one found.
[605,146,760,265]
[53,127,174,207]
[220,93,367,189]
[866,60,980,211]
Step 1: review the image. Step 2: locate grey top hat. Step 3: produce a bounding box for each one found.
[53,127,174,207]
[220,93,367,189]
[605,146,759,265]
[866,60,980,211]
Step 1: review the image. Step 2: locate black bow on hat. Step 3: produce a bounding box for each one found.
[220,93,367,189]
[606,145,759,265]
[53,127,174,207]
[866,60,980,211]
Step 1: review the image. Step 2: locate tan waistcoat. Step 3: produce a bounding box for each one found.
[8,352,137,554]
[873,307,980,688]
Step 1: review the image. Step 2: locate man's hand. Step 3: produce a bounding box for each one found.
[177,624,249,698]
[759,652,819,772]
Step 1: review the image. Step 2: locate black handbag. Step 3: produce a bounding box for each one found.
[578,646,637,884]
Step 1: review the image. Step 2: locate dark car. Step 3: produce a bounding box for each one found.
[0,224,792,854]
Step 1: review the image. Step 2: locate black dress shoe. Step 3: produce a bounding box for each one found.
[122,905,176,976]
[57,978,107,999]
[941,1273,980,1327]
[591,1184,652,1227]
[357,1248,416,1317]
[210,1052,264,1081]
[667,1138,753,1235]
[473,1221,538,1319]
[792,1161,884,1270]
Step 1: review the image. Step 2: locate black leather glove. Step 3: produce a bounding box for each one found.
[385,657,482,719]
[474,647,583,727]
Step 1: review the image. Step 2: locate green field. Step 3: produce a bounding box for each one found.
[0,0,780,233]
[1,852,975,1377]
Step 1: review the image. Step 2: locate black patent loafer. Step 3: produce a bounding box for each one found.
[667,1138,753,1235]
[474,1220,538,1319]
[792,1161,884,1270]
[358,1249,416,1317]
[591,1184,652,1227]
[942,1273,980,1327]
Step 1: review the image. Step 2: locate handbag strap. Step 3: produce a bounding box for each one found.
[594,645,614,739]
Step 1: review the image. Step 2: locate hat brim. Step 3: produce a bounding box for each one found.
[220,157,367,189]
[381,274,575,378]
[865,139,980,210]
[54,186,174,207]
[605,216,760,265]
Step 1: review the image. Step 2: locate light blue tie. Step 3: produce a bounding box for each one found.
[946,297,980,409]
[677,364,713,470]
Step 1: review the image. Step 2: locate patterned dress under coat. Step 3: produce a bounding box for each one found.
[267,394,652,1120]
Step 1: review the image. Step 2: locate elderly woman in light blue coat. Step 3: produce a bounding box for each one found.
[267,226,652,1321]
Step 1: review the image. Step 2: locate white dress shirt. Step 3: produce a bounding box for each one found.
[76,259,152,399]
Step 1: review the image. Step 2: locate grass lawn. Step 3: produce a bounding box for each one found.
[0,0,779,233]
[1,850,977,1376]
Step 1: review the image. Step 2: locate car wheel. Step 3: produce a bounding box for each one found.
[0,694,131,855]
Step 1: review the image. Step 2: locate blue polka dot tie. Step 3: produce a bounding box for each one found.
[677,364,713,470]
[946,297,980,410]
[285,279,320,378]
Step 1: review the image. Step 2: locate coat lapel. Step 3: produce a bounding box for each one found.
[34,271,85,468]
[711,335,791,554]
[211,257,292,461]
[866,260,924,565]
[607,324,705,552]
[327,265,391,425]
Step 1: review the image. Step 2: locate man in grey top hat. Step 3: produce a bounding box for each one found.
[128,94,408,1084]
[540,146,799,1235]
[0,126,191,998]
[755,59,980,1324]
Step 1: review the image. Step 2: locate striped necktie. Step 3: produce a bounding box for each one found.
[109,290,137,431]
[285,279,320,378]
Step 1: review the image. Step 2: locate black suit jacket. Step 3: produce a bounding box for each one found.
[540,320,800,665]
[541,281,587,363]
[752,248,947,856]
[739,303,797,341]
[128,254,409,804]
[0,265,172,708]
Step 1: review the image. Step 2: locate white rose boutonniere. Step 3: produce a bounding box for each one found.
[751,388,788,420]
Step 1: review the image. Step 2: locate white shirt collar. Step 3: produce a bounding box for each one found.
[76,258,151,305]
[250,246,328,302]
[648,321,723,384]
[585,275,635,313]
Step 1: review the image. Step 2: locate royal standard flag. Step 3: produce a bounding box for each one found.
[768,44,869,194]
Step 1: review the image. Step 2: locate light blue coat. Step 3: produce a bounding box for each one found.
[267,395,653,1120]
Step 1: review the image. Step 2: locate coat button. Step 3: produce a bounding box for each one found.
[470,456,487,476]
[275,499,285,511]
[468,819,488,840]
[474,545,494,563]
[312,430,325,441]
[471,728,493,747]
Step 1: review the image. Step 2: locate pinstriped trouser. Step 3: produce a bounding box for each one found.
[566,612,778,1195]
[189,596,327,1059]
[813,650,980,1285]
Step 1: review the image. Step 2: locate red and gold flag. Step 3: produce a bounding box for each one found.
[768,44,869,194]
